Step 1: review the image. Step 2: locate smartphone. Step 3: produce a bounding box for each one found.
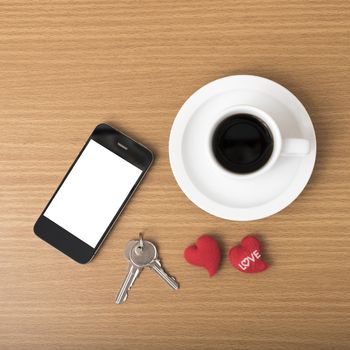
[34,123,153,263]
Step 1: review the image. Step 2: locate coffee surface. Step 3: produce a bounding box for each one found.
[212,114,273,174]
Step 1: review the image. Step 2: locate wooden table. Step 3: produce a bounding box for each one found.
[1,1,349,349]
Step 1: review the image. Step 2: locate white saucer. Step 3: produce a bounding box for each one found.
[169,75,317,221]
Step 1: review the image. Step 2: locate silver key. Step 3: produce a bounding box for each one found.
[115,261,141,304]
[115,241,142,304]
[149,258,179,290]
[124,240,139,259]
[129,240,157,267]
[129,240,179,290]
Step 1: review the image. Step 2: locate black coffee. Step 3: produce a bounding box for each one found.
[212,114,273,174]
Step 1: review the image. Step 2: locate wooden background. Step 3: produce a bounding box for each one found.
[0,1,349,349]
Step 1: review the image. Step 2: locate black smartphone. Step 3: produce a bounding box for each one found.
[34,123,153,264]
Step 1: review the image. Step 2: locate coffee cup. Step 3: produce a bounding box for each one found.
[209,105,310,179]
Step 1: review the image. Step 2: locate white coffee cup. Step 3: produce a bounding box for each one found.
[209,105,310,179]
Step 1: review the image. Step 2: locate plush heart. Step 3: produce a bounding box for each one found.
[184,235,221,277]
[229,235,269,273]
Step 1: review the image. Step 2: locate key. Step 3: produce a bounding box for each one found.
[129,240,157,267]
[124,240,139,258]
[115,262,141,304]
[129,240,179,290]
[115,240,142,304]
[149,259,179,290]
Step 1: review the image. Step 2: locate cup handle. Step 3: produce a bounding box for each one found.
[281,138,310,156]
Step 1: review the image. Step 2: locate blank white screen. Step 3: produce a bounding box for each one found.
[44,139,142,248]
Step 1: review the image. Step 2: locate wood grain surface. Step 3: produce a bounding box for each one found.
[0,1,349,349]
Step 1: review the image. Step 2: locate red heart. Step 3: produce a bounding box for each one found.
[229,235,269,273]
[184,235,221,277]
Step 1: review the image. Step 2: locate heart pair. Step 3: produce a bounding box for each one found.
[184,235,269,276]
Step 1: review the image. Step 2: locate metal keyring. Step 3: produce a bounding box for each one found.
[138,232,144,251]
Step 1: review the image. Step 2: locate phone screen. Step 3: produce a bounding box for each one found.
[44,139,142,248]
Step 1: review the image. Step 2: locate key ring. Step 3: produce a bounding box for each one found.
[138,232,144,251]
